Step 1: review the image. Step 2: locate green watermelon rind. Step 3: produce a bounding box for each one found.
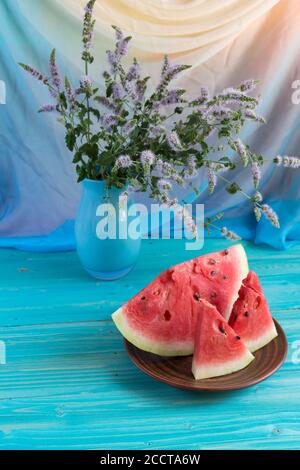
[246,322,278,353]
[112,307,194,356]
[192,349,254,380]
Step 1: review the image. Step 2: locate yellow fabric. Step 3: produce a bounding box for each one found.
[59,0,280,61]
[18,0,282,85]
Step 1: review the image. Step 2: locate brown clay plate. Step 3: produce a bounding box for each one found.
[125,319,287,392]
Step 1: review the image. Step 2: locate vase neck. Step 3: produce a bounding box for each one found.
[82,179,125,199]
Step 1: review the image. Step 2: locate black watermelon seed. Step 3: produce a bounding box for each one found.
[164,310,171,321]
[222,275,228,280]
[224,249,229,255]
[219,326,226,334]
[194,292,201,301]
[208,258,216,265]
[236,336,241,340]
[244,311,249,317]
[210,270,217,277]
[254,297,261,309]
[211,292,217,299]
[141,296,146,301]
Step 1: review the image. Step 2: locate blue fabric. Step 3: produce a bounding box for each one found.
[0,0,300,252]
[0,0,80,252]
[0,220,76,252]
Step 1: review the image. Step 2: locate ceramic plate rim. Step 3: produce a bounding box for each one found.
[125,319,288,392]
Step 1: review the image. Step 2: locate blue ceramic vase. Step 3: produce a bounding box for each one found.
[75,179,141,280]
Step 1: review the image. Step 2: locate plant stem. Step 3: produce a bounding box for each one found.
[85,59,91,146]
[217,173,252,201]
[204,221,223,233]
[85,58,95,178]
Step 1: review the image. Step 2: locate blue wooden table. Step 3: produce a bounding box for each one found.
[0,239,299,450]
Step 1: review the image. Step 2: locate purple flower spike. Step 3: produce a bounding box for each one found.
[140,150,156,167]
[113,26,124,42]
[244,109,266,123]
[207,104,232,119]
[102,113,117,131]
[80,75,92,89]
[251,162,261,189]
[115,155,133,169]
[118,38,130,57]
[19,63,48,85]
[220,87,245,99]
[168,131,182,151]
[49,49,61,93]
[160,89,184,106]
[126,62,140,82]
[84,0,96,15]
[282,155,300,168]
[221,227,241,241]
[112,83,125,100]
[50,64,61,89]
[184,156,198,179]
[149,125,166,139]
[240,79,257,92]
[82,0,96,58]
[192,86,209,105]
[161,55,170,76]
[95,96,116,111]
[106,51,117,74]
[273,154,300,168]
[207,168,217,193]
[125,81,138,100]
[235,138,248,167]
[262,204,280,228]
[39,104,57,113]
[65,80,77,111]
[157,179,172,191]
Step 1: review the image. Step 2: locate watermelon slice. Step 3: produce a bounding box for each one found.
[229,271,278,352]
[112,244,248,356]
[192,299,254,380]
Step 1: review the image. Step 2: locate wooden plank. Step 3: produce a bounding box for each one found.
[0,315,299,450]
[0,240,299,327]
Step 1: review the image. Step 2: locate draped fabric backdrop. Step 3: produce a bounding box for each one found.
[0,0,300,251]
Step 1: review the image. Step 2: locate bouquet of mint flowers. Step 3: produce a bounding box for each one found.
[19,0,300,239]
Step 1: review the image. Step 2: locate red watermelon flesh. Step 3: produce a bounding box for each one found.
[192,299,254,380]
[229,271,278,352]
[112,244,248,356]
[243,271,263,294]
